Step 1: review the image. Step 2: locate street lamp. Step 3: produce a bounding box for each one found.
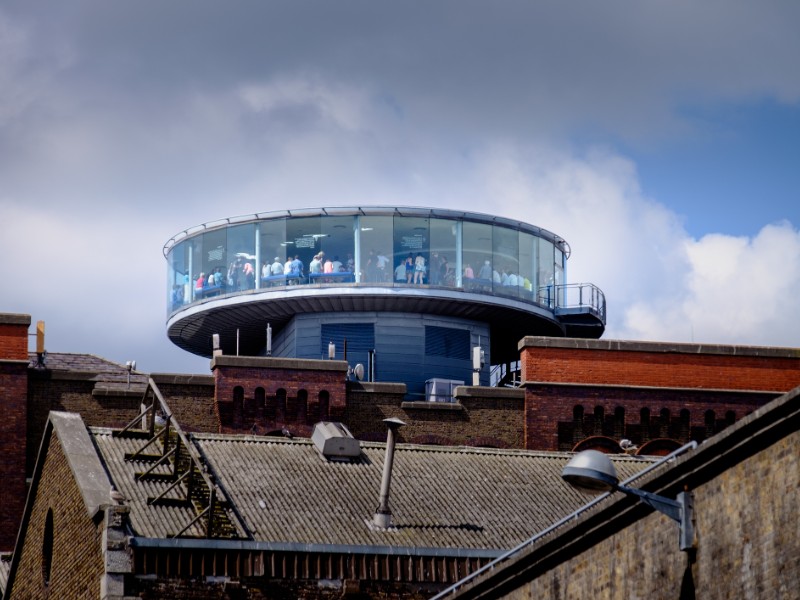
[562,450,695,552]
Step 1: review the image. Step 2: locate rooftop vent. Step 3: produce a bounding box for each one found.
[312,421,361,461]
[425,378,464,402]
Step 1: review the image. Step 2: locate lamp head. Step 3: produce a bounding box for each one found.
[562,450,619,493]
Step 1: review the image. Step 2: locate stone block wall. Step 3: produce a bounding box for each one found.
[345,384,524,448]
[506,407,800,599]
[8,430,105,599]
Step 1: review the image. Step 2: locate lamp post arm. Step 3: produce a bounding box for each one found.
[616,485,681,522]
[617,485,695,551]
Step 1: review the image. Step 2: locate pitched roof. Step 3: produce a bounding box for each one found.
[91,428,655,553]
[28,351,149,391]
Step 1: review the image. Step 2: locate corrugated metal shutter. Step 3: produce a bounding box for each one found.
[425,326,470,359]
[321,323,375,356]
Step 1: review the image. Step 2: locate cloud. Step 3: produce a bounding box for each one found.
[1,2,798,374]
[464,144,800,348]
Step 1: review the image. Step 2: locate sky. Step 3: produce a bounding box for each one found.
[2,1,799,375]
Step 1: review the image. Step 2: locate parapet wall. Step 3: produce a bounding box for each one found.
[519,337,800,391]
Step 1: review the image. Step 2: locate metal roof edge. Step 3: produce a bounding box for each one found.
[128,537,504,559]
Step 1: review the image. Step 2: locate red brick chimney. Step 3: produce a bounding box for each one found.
[0,313,31,550]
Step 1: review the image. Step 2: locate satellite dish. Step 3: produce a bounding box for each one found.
[354,363,365,381]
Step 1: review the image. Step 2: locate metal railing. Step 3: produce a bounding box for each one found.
[537,282,606,320]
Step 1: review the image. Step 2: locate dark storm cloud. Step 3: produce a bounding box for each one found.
[6,1,800,142]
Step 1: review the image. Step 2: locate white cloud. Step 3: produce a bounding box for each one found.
[462,144,800,348]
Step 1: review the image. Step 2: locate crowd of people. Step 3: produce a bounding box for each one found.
[172,249,543,310]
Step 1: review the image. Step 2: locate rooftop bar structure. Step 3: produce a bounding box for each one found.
[165,207,605,397]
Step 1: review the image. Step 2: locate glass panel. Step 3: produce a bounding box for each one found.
[493,225,519,298]
[555,246,565,306]
[285,216,323,283]
[393,216,429,285]
[227,223,256,292]
[429,218,458,287]
[259,218,289,284]
[167,241,192,315]
[319,216,355,280]
[462,221,492,292]
[518,231,536,301]
[537,238,555,306]
[357,216,392,283]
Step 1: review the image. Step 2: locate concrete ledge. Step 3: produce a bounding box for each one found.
[211,355,349,372]
[151,373,215,386]
[521,380,788,395]
[50,412,112,518]
[518,335,800,358]
[92,387,146,398]
[0,313,31,326]
[347,382,407,394]
[401,401,464,411]
[454,386,524,400]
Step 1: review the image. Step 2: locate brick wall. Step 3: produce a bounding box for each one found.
[525,383,777,451]
[345,384,524,448]
[0,314,30,361]
[520,337,800,392]
[0,362,28,551]
[9,430,105,599]
[26,373,142,474]
[151,375,217,432]
[212,356,348,436]
[0,314,29,551]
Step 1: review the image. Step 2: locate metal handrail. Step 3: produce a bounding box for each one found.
[116,378,250,540]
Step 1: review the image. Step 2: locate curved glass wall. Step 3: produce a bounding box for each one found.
[166,208,599,318]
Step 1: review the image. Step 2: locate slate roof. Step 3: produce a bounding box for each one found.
[91,428,656,552]
[29,351,149,390]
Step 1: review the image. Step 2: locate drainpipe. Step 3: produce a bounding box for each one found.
[374,418,406,528]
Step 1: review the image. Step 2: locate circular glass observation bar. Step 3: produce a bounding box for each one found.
[165,207,605,368]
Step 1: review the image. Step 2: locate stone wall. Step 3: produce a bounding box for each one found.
[345,384,524,448]
[451,386,800,600]
[8,430,105,599]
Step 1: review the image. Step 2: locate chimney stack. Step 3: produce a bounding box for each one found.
[374,417,406,528]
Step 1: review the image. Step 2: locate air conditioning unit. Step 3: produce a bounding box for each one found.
[312,421,361,461]
[425,378,464,402]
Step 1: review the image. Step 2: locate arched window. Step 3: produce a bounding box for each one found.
[593,406,604,436]
[572,405,585,444]
[297,389,309,423]
[318,391,330,421]
[276,389,287,422]
[640,408,651,442]
[232,386,244,427]
[613,406,625,439]
[725,410,736,426]
[679,409,690,441]
[255,387,266,421]
[659,408,671,438]
[704,409,716,438]
[42,508,54,587]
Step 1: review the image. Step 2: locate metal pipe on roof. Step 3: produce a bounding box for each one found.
[374,417,406,528]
